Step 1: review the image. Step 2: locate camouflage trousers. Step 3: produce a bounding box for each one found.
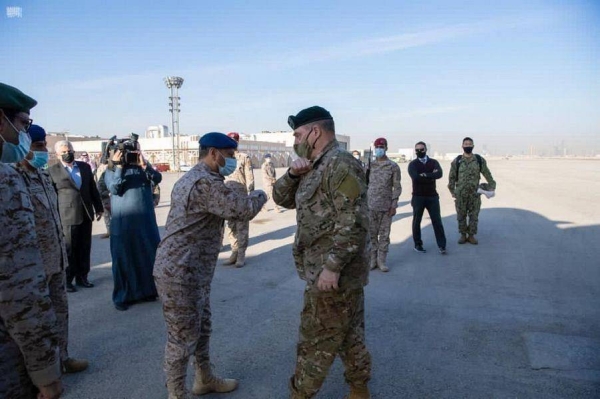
[156,278,212,396]
[0,274,65,398]
[103,206,111,234]
[263,183,281,211]
[369,210,392,256]
[226,219,249,252]
[48,271,69,361]
[455,193,481,235]
[290,288,371,398]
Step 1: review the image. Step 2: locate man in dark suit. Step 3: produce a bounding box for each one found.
[49,140,103,292]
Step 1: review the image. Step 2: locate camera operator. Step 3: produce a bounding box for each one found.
[104,141,162,311]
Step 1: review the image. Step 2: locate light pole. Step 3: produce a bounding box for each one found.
[164,76,184,172]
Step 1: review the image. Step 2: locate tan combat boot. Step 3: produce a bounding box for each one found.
[458,234,467,244]
[192,365,238,395]
[467,235,478,245]
[223,251,237,265]
[168,391,190,399]
[235,249,246,268]
[369,252,377,270]
[346,385,371,399]
[377,252,389,272]
[62,357,89,373]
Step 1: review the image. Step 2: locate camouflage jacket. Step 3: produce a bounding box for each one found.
[225,151,254,192]
[261,160,276,185]
[273,140,370,291]
[0,164,61,392]
[96,165,111,209]
[447,154,496,197]
[153,162,266,286]
[367,158,402,211]
[12,164,68,276]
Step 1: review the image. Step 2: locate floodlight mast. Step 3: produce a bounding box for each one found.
[164,76,184,172]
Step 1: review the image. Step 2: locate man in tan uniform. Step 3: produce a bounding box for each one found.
[274,106,372,399]
[261,153,283,212]
[13,124,89,375]
[366,137,402,272]
[223,132,255,267]
[154,132,267,399]
[0,83,63,399]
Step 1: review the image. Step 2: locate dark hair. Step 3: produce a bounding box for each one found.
[1,108,19,123]
[462,137,474,144]
[199,147,211,159]
[415,141,427,149]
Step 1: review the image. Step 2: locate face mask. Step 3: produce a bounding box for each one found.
[374,148,385,158]
[293,128,317,159]
[62,151,75,163]
[416,150,427,159]
[27,151,49,169]
[265,158,271,162]
[353,154,360,160]
[463,146,474,154]
[0,117,32,163]
[217,151,237,176]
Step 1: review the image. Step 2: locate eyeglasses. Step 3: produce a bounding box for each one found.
[21,117,33,131]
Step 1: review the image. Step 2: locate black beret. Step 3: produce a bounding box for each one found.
[199,132,238,149]
[28,124,46,142]
[0,82,37,113]
[288,106,332,129]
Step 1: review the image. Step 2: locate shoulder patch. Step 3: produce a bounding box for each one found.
[338,174,361,200]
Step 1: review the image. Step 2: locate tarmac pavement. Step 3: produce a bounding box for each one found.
[63,159,600,398]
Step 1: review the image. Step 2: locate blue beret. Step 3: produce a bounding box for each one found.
[288,106,332,129]
[199,132,238,149]
[0,82,37,113]
[28,124,46,142]
[264,153,272,158]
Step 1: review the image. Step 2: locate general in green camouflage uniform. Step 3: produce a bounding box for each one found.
[274,106,371,399]
[447,137,496,244]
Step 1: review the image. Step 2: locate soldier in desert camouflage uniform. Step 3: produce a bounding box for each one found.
[13,124,89,375]
[0,83,63,399]
[154,132,267,399]
[223,132,255,267]
[261,153,283,212]
[366,137,402,272]
[448,137,496,245]
[274,106,372,399]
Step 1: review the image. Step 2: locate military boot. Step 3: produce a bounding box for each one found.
[223,251,237,265]
[369,252,378,270]
[168,391,190,399]
[346,385,371,399]
[458,234,467,244]
[192,365,238,395]
[235,250,246,268]
[467,235,478,245]
[166,383,189,399]
[62,357,89,373]
[377,252,389,272]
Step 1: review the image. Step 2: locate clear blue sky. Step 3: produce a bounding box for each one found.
[2,0,599,154]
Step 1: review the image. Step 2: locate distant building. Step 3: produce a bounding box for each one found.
[146,125,169,138]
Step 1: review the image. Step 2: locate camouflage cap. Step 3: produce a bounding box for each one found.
[288,106,332,129]
[0,82,37,113]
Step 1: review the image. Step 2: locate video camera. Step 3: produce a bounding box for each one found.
[104,133,140,166]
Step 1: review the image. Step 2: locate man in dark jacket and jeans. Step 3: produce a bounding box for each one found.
[407,141,447,254]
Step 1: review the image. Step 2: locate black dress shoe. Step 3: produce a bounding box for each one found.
[114,303,129,311]
[66,283,77,293]
[76,278,94,288]
[142,296,157,302]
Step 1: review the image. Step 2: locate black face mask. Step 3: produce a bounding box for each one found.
[463,146,474,154]
[416,150,427,159]
[61,152,75,163]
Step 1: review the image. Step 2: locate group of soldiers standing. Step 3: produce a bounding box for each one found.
[1,78,496,399]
